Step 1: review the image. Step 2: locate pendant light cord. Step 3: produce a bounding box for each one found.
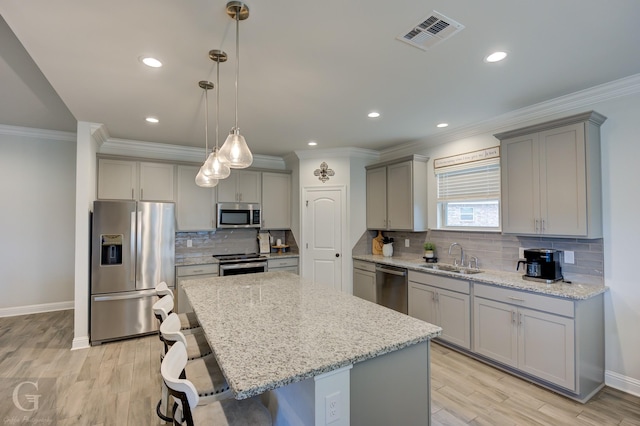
[204,87,209,160]
[216,57,220,149]
[234,7,240,130]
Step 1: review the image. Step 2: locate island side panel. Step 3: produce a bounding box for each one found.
[350,341,431,426]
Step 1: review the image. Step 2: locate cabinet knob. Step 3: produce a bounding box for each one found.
[335,253,340,258]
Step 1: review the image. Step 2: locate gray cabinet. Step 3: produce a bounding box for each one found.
[176,165,216,231]
[217,170,261,203]
[473,283,584,393]
[97,158,175,201]
[496,111,606,237]
[365,155,428,231]
[261,172,291,229]
[353,260,377,303]
[408,271,471,349]
[175,264,219,313]
[267,257,298,274]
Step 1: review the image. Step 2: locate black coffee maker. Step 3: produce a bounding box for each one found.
[517,249,563,283]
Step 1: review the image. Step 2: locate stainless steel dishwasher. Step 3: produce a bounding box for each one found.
[375,264,408,314]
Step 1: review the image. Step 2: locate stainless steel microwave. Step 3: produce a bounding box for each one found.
[217,203,261,228]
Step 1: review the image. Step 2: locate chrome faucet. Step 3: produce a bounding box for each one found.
[448,242,464,267]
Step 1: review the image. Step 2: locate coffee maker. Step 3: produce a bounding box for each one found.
[517,249,563,283]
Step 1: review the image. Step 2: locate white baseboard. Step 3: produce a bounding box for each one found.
[71,336,90,350]
[605,370,640,397]
[0,301,74,318]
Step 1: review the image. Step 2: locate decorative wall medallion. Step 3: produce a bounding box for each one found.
[314,162,335,183]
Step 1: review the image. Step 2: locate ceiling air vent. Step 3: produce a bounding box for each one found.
[397,11,464,51]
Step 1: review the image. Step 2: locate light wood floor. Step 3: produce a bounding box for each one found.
[1,310,639,425]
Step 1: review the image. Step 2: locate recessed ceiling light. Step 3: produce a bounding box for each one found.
[437,123,449,128]
[368,112,381,119]
[141,57,162,68]
[485,51,507,63]
[308,141,317,146]
[145,117,159,124]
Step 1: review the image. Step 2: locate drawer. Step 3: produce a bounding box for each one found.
[474,283,574,317]
[408,270,470,294]
[176,264,219,276]
[353,260,376,273]
[268,257,298,268]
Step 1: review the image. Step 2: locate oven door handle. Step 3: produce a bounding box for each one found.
[220,261,268,271]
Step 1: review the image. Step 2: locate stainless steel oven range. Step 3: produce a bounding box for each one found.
[214,253,268,276]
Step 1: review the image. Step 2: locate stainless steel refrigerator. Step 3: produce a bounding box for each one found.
[90,200,175,344]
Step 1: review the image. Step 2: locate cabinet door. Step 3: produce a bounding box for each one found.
[237,171,261,203]
[262,172,291,229]
[518,307,575,390]
[216,173,238,202]
[139,162,175,201]
[408,282,437,325]
[353,269,377,303]
[366,167,387,229]
[176,165,216,231]
[386,161,413,230]
[97,159,137,200]
[473,297,518,368]
[539,123,587,236]
[437,288,471,350]
[501,134,540,234]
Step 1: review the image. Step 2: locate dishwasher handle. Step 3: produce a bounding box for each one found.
[375,266,407,277]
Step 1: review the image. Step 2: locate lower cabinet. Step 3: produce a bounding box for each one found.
[353,260,376,303]
[175,264,219,313]
[408,271,471,350]
[267,257,298,274]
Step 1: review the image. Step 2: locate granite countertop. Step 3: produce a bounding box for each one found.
[182,271,442,399]
[176,252,299,266]
[353,254,607,300]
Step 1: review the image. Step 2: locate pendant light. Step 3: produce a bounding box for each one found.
[201,50,231,179]
[218,1,253,169]
[195,81,219,187]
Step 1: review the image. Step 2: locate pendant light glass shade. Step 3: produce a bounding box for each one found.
[195,168,219,187]
[219,128,252,168]
[202,146,231,179]
[219,1,253,169]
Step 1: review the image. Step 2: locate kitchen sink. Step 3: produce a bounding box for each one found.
[418,264,483,275]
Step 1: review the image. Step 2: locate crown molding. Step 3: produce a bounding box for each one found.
[90,123,109,147]
[0,124,76,142]
[382,72,640,157]
[294,147,379,161]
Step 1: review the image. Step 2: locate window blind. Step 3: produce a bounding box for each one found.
[436,158,500,201]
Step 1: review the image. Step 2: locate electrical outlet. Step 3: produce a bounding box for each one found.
[405,239,410,248]
[187,239,193,248]
[518,247,525,259]
[564,250,575,264]
[325,392,340,423]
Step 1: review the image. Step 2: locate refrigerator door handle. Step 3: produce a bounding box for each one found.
[130,211,136,285]
[136,210,142,284]
[93,289,157,302]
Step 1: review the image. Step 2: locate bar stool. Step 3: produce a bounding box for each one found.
[162,341,272,426]
[155,282,200,333]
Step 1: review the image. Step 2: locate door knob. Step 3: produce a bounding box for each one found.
[335,253,340,258]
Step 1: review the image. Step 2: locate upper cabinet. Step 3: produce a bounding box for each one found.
[365,155,428,231]
[217,170,261,204]
[175,165,216,231]
[97,159,174,201]
[495,111,606,238]
[261,172,291,230]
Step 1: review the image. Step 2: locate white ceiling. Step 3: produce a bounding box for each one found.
[1,1,640,156]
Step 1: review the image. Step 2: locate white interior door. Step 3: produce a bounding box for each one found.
[302,187,344,291]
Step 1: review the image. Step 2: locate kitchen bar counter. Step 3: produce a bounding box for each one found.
[183,271,441,425]
[353,254,606,300]
[175,252,299,266]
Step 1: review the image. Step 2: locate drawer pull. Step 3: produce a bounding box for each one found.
[507,296,525,302]
[191,269,204,273]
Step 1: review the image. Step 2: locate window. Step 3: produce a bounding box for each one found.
[436,158,501,230]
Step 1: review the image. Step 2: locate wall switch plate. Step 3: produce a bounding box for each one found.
[519,247,525,259]
[405,239,410,248]
[564,250,575,264]
[187,239,192,248]
[325,392,341,423]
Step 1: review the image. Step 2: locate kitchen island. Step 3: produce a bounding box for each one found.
[182,271,442,426]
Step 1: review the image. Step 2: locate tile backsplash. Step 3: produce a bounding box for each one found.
[353,229,604,286]
[176,229,298,263]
